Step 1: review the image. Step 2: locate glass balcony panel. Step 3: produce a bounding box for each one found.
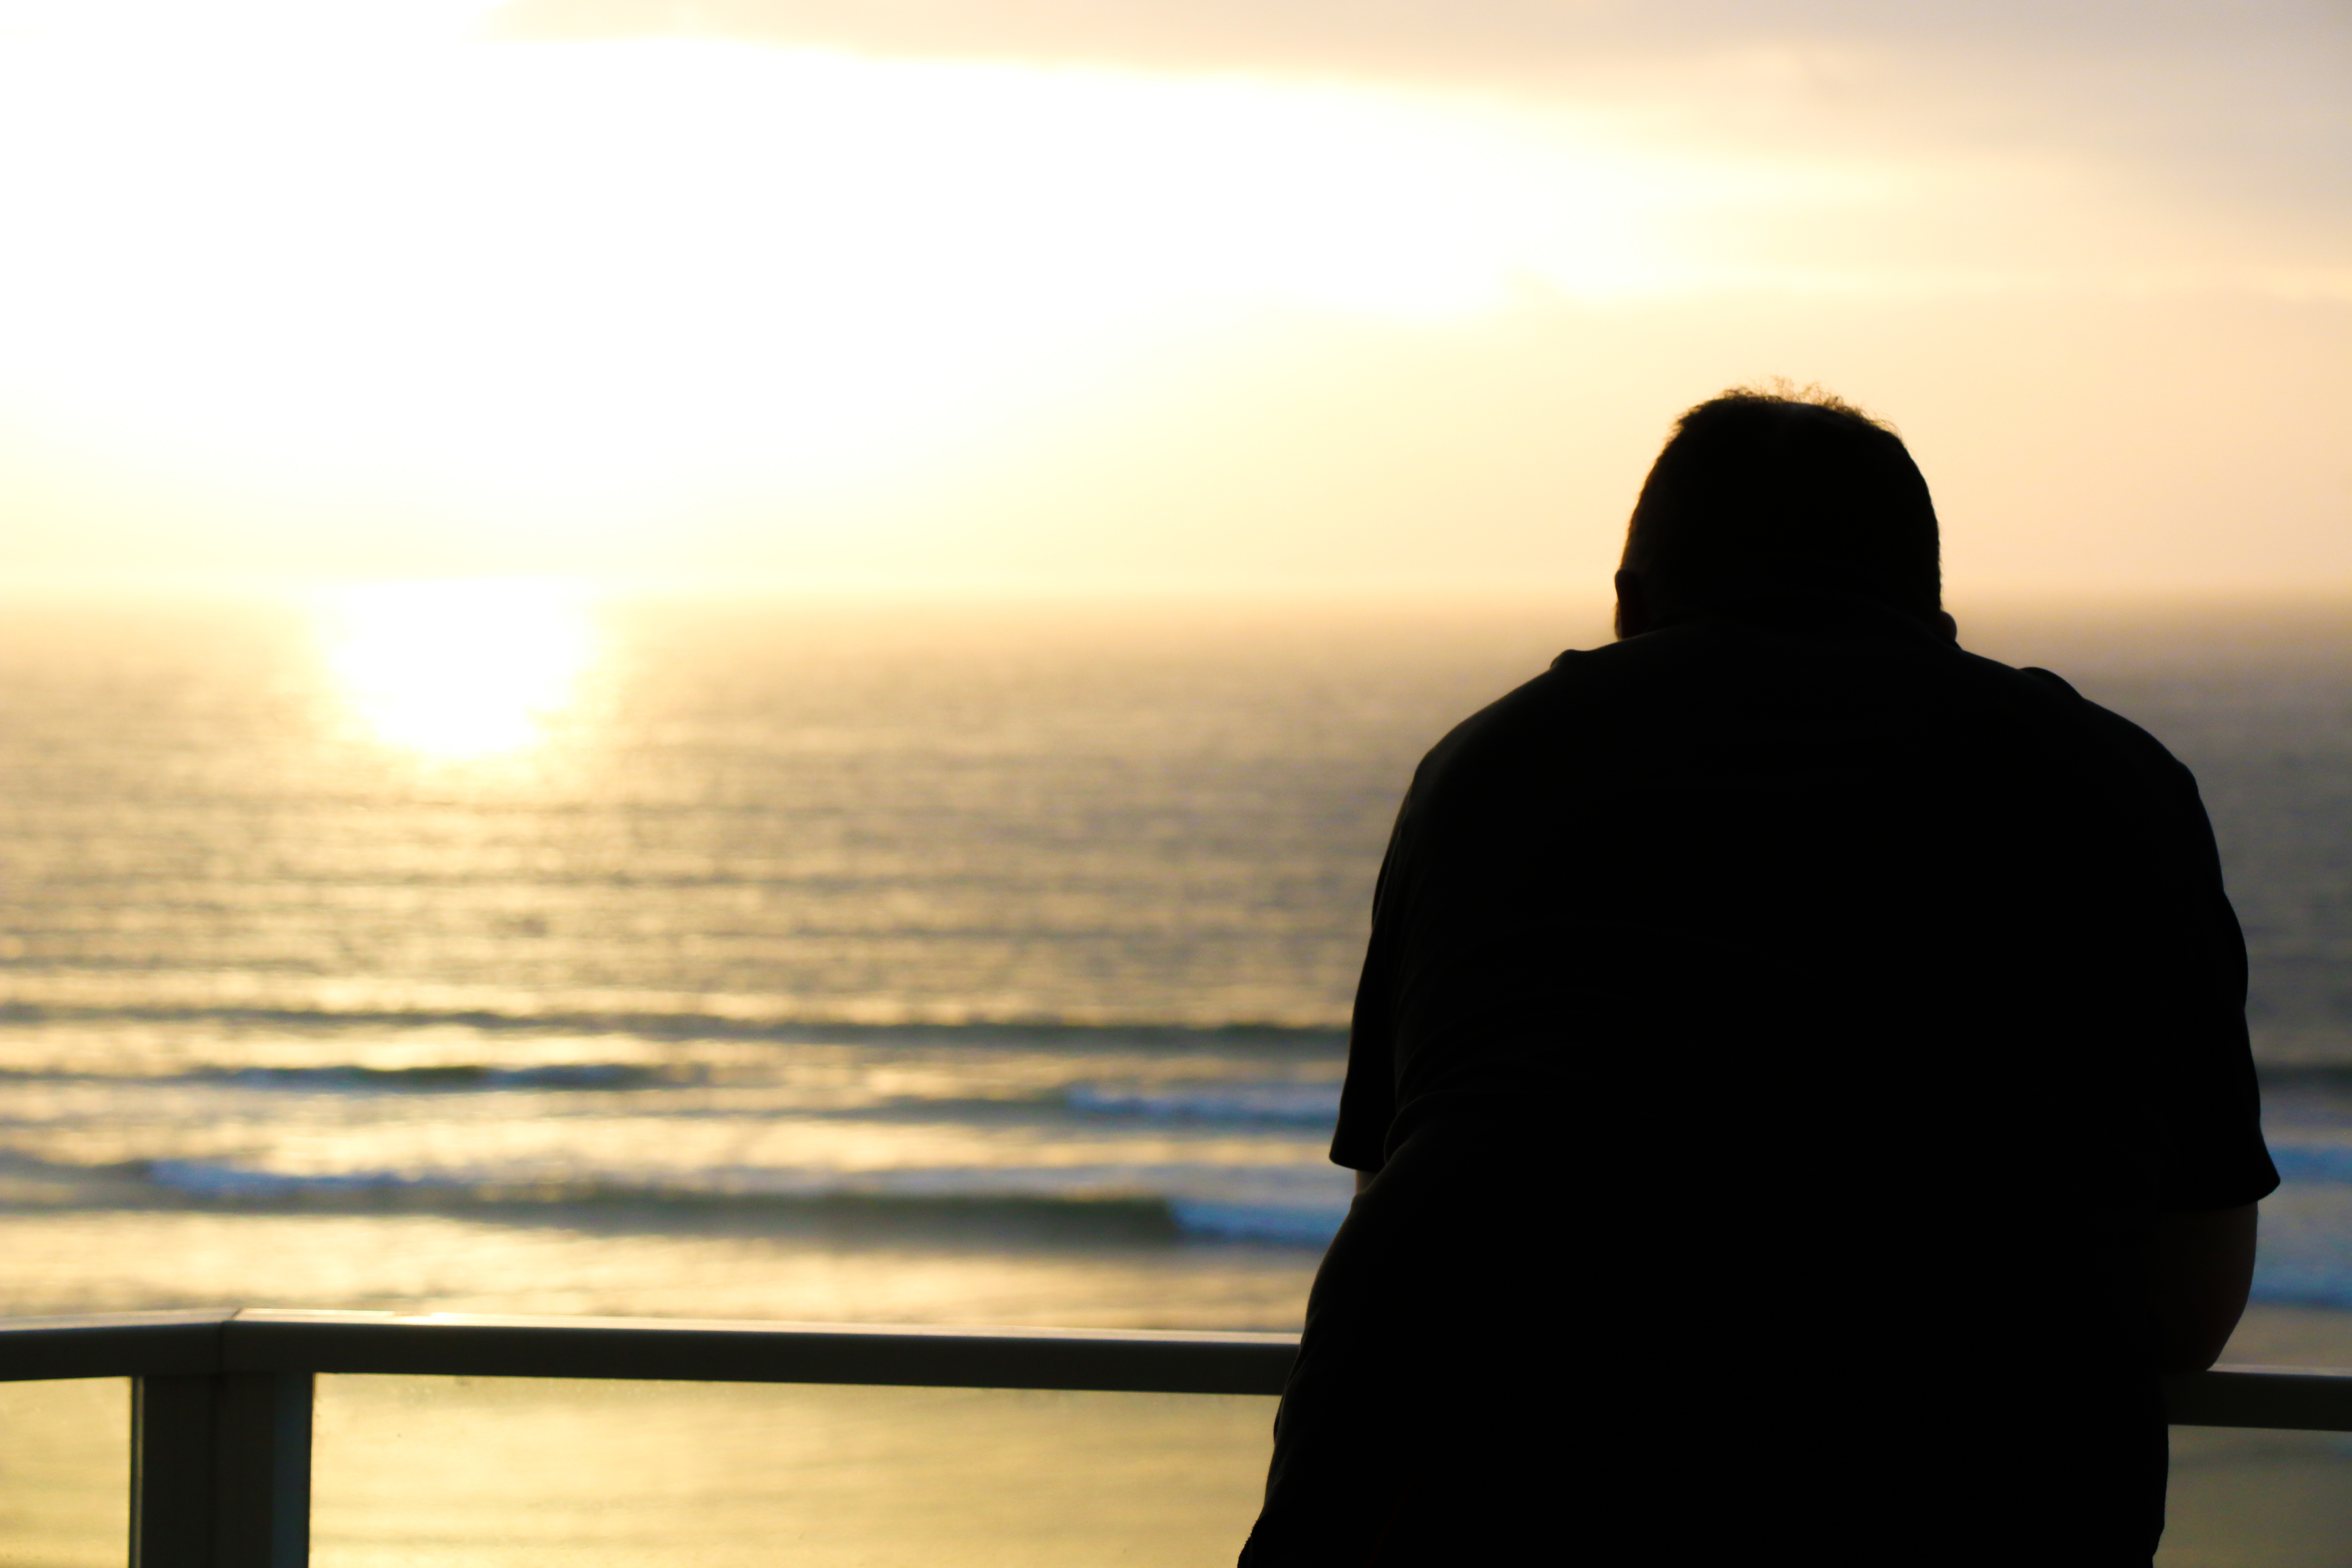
[300,1366,2352,1566]
[0,1378,128,1568]
[2159,1427,2352,1567]
[312,1374,1274,1567]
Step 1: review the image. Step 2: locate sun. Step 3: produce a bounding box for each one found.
[315,579,597,758]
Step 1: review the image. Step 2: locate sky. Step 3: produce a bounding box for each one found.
[0,0,2344,596]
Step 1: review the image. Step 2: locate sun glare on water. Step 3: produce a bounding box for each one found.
[316,579,597,758]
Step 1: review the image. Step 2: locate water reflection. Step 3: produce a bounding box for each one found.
[315,579,594,757]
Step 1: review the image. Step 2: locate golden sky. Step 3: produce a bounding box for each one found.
[0,0,2344,595]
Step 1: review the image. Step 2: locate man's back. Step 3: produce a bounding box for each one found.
[1254,594,2272,1564]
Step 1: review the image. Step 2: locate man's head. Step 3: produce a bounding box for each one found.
[1615,386,1950,640]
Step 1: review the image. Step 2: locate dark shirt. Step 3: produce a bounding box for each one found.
[1247,594,2277,1566]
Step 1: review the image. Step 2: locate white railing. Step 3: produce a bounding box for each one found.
[3,1307,2344,1568]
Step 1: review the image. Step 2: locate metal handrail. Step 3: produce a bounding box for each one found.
[0,1308,1297,1394]
[3,1308,2344,1568]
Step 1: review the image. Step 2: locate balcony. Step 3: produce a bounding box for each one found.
[2,1308,2346,1567]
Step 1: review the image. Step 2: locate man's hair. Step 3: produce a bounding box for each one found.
[1620,384,1941,623]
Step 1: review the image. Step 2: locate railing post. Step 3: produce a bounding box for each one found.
[132,1372,313,1568]
[132,1376,218,1568]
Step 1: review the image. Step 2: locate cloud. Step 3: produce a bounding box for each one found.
[0,1,2340,590]
[478,0,2350,260]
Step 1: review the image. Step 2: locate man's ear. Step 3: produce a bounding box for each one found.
[1614,569,1653,640]
[1934,610,1958,643]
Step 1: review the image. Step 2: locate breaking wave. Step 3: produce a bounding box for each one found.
[132,1158,1350,1245]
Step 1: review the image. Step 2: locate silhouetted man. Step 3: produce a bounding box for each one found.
[1240,389,2275,1566]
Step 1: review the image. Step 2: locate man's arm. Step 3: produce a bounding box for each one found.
[2153,1203,2258,1374]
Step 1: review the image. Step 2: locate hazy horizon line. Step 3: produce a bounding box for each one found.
[10,569,2352,615]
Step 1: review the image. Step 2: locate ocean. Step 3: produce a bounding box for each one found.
[0,588,1585,1330]
[6,586,2352,1566]
[3,587,2352,1332]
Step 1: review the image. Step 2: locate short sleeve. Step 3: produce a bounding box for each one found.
[1330,805,1408,1172]
[2151,761,2279,1212]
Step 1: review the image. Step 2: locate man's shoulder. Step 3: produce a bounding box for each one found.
[1994,659,2200,797]
[1393,651,1586,805]
[1397,634,1675,801]
[1415,621,2193,790]
[1409,624,1773,769]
